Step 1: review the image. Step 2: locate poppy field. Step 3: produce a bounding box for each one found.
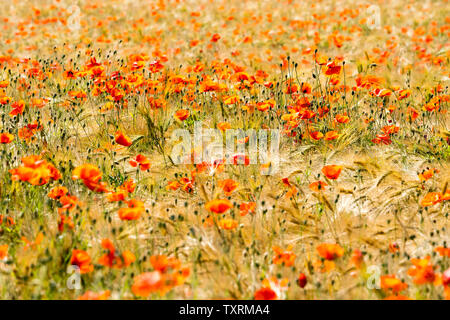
[0,0,449,300]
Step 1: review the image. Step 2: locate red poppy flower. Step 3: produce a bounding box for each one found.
[205,199,232,214]
[321,165,343,180]
[115,131,132,147]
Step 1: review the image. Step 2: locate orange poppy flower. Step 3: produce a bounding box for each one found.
[408,107,419,122]
[355,75,383,89]
[301,83,312,94]
[435,246,450,258]
[0,132,14,144]
[310,131,323,140]
[58,194,79,213]
[380,275,408,293]
[324,131,339,140]
[18,125,38,142]
[166,180,181,191]
[223,95,240,105]
[98,239,135,269]
[351,249,364,269]
[389,242,400,253]
[107,190,128,202]
[218,218,238,230]
[285,186,298,199]
[0,96,12,105]
[31,97,48,108]
[272,245,296,267]
[256,101,272,112]
[384,295,411,300]
[309,181,328,192]
[48,186,68,200]
[210,33,221,42]
[58,213,74,233]
[218,179,239,195]
[70,249,94,274]
[387,105,396,113]
[217,122,231,132]
[407,256,436,285]
[397,89,411,100]
[381,125,399,135]
[324,60,341,75]
[83,179,110,193]
[445,284,450,300]
[9,100,25,117]
[239,201,256,216]
[321,165,343,180]
[370,88,392,97]
[0,215,14,227]
[418,169,437,182]
[335,114,349,124]
[0,244,8,260]
[174,109,190,121]
[205,199,232,214]
[232,153,250,166]
[181,179,194,193]
[119,179,136,193]
[312,260,331,274]
[63,69,77,80]
[72,164,109,193]
[22,232,44,251]
[150,255,181,272]
[78,290,111,300]
[299,109,316,120]
[372,133,392,145]
[132,271,163,297]
[138,255,187,295]
[10,155,61,186]
[118,199,145,220]
[285,81,298,94]
[315,53,328,65]
[254,287,277,300]
[420,192,442,207]
[129,154,151,171]
[114,130,132,147]
[316,243,344,260]
[72,164,102,183]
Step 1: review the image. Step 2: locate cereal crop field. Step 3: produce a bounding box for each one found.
[0,0,449,300]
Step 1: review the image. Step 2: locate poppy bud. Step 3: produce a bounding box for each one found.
[297,273,307,288]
